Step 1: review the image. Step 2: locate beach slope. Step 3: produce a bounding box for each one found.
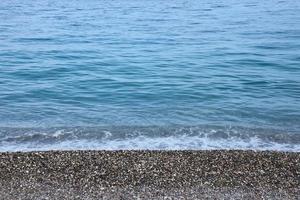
[0,150,299,199]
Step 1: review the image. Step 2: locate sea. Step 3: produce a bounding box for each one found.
[0,0,300,152]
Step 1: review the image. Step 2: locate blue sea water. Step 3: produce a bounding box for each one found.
[0,0,300,151]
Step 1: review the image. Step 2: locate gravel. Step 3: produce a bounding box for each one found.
[0,150,299,199]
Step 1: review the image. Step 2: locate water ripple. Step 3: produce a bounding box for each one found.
[0,0,300,150]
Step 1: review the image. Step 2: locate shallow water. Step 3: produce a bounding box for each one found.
[0,0,300,151]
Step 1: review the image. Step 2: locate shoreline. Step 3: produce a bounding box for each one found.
[0,150,299,199]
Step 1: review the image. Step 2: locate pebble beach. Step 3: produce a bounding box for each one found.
[0,150,299,199]
[1,0,300,199]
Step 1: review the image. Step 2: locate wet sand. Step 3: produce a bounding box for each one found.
[0,150,299,199]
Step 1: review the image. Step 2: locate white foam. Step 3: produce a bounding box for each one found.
[1,134,299,152]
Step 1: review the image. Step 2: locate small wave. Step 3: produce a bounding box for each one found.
[0,126,299,152]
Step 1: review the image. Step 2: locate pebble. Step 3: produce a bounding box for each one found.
[0,150,299,199]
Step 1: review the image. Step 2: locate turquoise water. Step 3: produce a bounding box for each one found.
[0,0,300,151]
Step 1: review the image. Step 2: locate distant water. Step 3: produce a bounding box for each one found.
[0,0,300,151]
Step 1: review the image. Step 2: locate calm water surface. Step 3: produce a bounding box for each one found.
[0,0,300,151]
